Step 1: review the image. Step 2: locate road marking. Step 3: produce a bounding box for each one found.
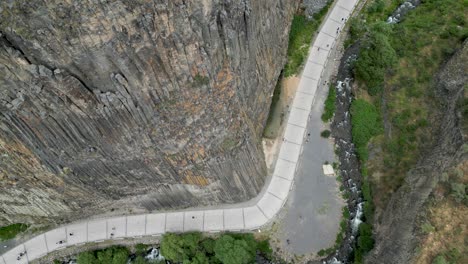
[267,191,285,201]
[337,4,351,12]
[144,214,147,235]
[125,216,128,237]
[43,234,49,253]
[256,204,268,220]
[302,74,318,81]
[313,45,330,52]
[23,244,29,263]
[309,60,324,67]
[321,31,336,39]
[329,17,343,25]
[241,208,246,229]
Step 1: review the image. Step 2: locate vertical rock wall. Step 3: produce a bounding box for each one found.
[0,0,298,225]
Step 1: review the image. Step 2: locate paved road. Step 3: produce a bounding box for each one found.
[0,0,359,263]
[276,0,358,255]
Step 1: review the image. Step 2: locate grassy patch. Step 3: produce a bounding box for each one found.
[284,1,333,77]
[321,84,336,122]
[350,99,383,162]
[0,223,28,241]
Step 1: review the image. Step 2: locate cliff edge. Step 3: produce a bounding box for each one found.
[0,0,298,225]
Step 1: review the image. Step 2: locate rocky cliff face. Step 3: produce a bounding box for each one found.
[366,40,467,264]
[0,0,298,225]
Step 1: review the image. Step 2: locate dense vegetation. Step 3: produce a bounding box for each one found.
[284,0,333,76]
[72,233,271,264]
[321,84,336,122]
[160,232,271,264]
[0,223,28,241]
[354,22,397,96]
[346,0,467,262]
[75,246,131,264]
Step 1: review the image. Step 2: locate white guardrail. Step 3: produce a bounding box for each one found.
[1,0,359,263]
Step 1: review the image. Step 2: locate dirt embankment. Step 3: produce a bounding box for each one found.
[366,40,467,264]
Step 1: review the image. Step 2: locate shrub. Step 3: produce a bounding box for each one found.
[192,74,209,87]
[321,130,331,138]
[432,255,448,264]
[257,239,273,259]
[357,223,374,253]
[450,183,466,203]
[135,243,147,255]
[421,222,435,234]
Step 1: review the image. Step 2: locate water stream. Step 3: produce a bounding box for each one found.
[321,1,421,263]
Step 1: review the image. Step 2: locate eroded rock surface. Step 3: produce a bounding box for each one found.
[0,0,298,225]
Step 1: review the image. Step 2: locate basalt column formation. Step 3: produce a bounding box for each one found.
[0,0,298,225]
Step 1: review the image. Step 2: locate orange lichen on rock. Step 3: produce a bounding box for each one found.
[183,174,210,186]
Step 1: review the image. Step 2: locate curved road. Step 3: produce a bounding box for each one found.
[1,0,359,263]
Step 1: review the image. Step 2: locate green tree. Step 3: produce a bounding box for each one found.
[77,251,97,264]
[160,232,202,262]
[201,238,216,254]
[93,247,129,264]
[214,235,255,264]
[183,252,210,264]
[355,22,397,95]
